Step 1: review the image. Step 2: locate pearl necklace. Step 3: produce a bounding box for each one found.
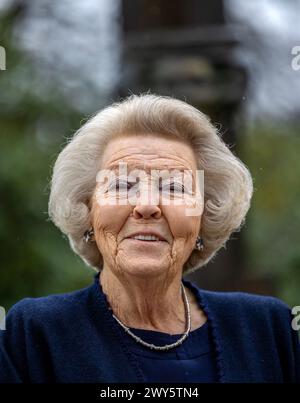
[111,282,191,351]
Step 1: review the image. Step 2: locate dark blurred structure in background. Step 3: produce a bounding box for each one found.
[0,0,299,309]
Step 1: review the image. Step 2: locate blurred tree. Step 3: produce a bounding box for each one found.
[241,124,300,307]
[0,5,94,309]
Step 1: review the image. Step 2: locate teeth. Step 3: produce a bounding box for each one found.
[132,235,161,241]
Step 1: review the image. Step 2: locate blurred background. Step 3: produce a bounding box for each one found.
[0,0,299,310]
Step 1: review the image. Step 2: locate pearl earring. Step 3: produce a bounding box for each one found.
[195,236,204,251]
[84,228,94,243]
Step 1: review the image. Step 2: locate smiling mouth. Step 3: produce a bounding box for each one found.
[127,238,166,242]
[125,234,167,244]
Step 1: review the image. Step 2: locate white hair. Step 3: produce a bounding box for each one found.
[48,93,253,275]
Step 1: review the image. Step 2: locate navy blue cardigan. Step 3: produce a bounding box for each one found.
[0,273,299,383]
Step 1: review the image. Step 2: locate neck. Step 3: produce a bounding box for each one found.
[99,266,189,334]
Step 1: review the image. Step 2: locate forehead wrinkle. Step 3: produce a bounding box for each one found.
[105,153,195,171]
[108,166,193,178]
[101,133,196,164]
[106,162,195,179]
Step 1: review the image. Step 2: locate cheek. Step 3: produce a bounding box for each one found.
[163,205,201,240]
[90,203,131,246]
[164,206,201,265]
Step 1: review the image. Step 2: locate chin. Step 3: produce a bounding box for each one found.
[121,261,168,278]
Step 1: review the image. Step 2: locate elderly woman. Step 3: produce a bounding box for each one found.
[0,94,299,383]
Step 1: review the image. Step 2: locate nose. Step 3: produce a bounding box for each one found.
[130,178,162,219]
[132,203,162,219]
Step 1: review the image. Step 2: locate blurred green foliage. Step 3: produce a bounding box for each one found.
[241,125,300,307]
[0,8,95,309]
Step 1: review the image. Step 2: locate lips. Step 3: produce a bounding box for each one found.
[125,231,167,242]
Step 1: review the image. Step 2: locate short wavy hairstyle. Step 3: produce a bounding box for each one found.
[48,93,253,275]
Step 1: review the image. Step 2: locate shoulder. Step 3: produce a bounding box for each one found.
[202,288,291,324]
[185,279,292,326]
[202,288,290,313]
[5,282,94,329]
[199,288,298,346]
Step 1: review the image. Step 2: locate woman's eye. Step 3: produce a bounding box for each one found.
[160,182,185,193]
[108,179,132,191]
[170,183,184,193]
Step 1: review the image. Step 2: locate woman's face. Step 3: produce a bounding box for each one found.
[90,134,202,280]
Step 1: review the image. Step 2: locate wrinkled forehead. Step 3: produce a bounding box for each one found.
[105,161,194,177]
[99,134,198,172]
